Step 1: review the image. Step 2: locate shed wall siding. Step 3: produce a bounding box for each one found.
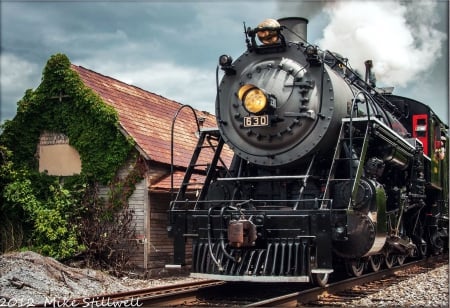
[147,193,192,275]
[97,155,148,270]
[95,158,193,274]
[128,178,147,268]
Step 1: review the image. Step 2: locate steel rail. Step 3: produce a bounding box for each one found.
[245,254,447,307]
[34,279,223,307]
[33,254,446,307]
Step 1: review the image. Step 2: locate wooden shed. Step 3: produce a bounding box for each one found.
[65,65,232,274]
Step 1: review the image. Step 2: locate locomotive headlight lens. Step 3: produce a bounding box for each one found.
[238,84,268,114]
[244,89,267,113]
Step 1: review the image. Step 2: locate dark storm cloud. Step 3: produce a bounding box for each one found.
[0,1,279,123]
[1,1,448,124]
[2,2,194,63]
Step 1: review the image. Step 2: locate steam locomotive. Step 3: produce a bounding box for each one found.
[168,17,448,286]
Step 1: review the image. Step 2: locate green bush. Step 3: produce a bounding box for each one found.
[0,146,25,252]
[3,175,83,259]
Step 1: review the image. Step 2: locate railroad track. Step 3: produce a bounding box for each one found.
[34,254,446,307]
[246,254,448,307]
[34,280,224,307]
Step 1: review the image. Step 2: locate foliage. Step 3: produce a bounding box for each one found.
[0,146,24,252]
[0,53,134,183]
[1,144,84,259]
[3,176,83,259]
[0,53,139,267]
[76,155,146,273]
[109,156,148,210]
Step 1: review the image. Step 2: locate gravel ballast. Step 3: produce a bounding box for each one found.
[0,251,448,307]
[348,264,448,307]
[0,251,200,306]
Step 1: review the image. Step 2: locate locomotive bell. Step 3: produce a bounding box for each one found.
[256,19,281,45]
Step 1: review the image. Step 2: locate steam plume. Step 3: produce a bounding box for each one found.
[278,1,446,88]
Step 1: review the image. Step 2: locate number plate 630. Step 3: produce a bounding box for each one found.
[243,115,269,127]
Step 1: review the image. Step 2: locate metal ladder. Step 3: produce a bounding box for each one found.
[174,128,226,206]
[322,118,371,209]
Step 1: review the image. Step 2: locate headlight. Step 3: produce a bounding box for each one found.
[238,84,268,114]
[219,54,233,66]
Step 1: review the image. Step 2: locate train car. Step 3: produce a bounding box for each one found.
[167,17,448,286]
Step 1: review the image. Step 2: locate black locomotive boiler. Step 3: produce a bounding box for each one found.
[168,17,449,286]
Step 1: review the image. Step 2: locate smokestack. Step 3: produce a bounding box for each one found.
[277,17,308,44]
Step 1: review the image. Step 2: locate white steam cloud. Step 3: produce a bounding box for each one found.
[278,0,446,87]
[316,1,446,87]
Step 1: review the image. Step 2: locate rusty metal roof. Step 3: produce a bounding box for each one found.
[151,171,205,192]
[71,64,232,168]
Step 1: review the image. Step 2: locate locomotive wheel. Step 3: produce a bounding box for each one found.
[417,240,428,258]
[345,259,366,277]
[412,237,428,258]
[310,273,329,287]
[397,255,406,265]
[368,255,382,272]
[430,233,444,255]
[385,253,396,269]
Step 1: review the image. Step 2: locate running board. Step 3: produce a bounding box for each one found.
[191,273,310,283]
[165,264,183,269]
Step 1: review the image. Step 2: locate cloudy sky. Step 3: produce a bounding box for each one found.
[1,0,448,125]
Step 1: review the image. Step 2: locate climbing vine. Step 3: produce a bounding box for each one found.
[108,155,147,211]
[1,54,134,182]
[0,53,140,267]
